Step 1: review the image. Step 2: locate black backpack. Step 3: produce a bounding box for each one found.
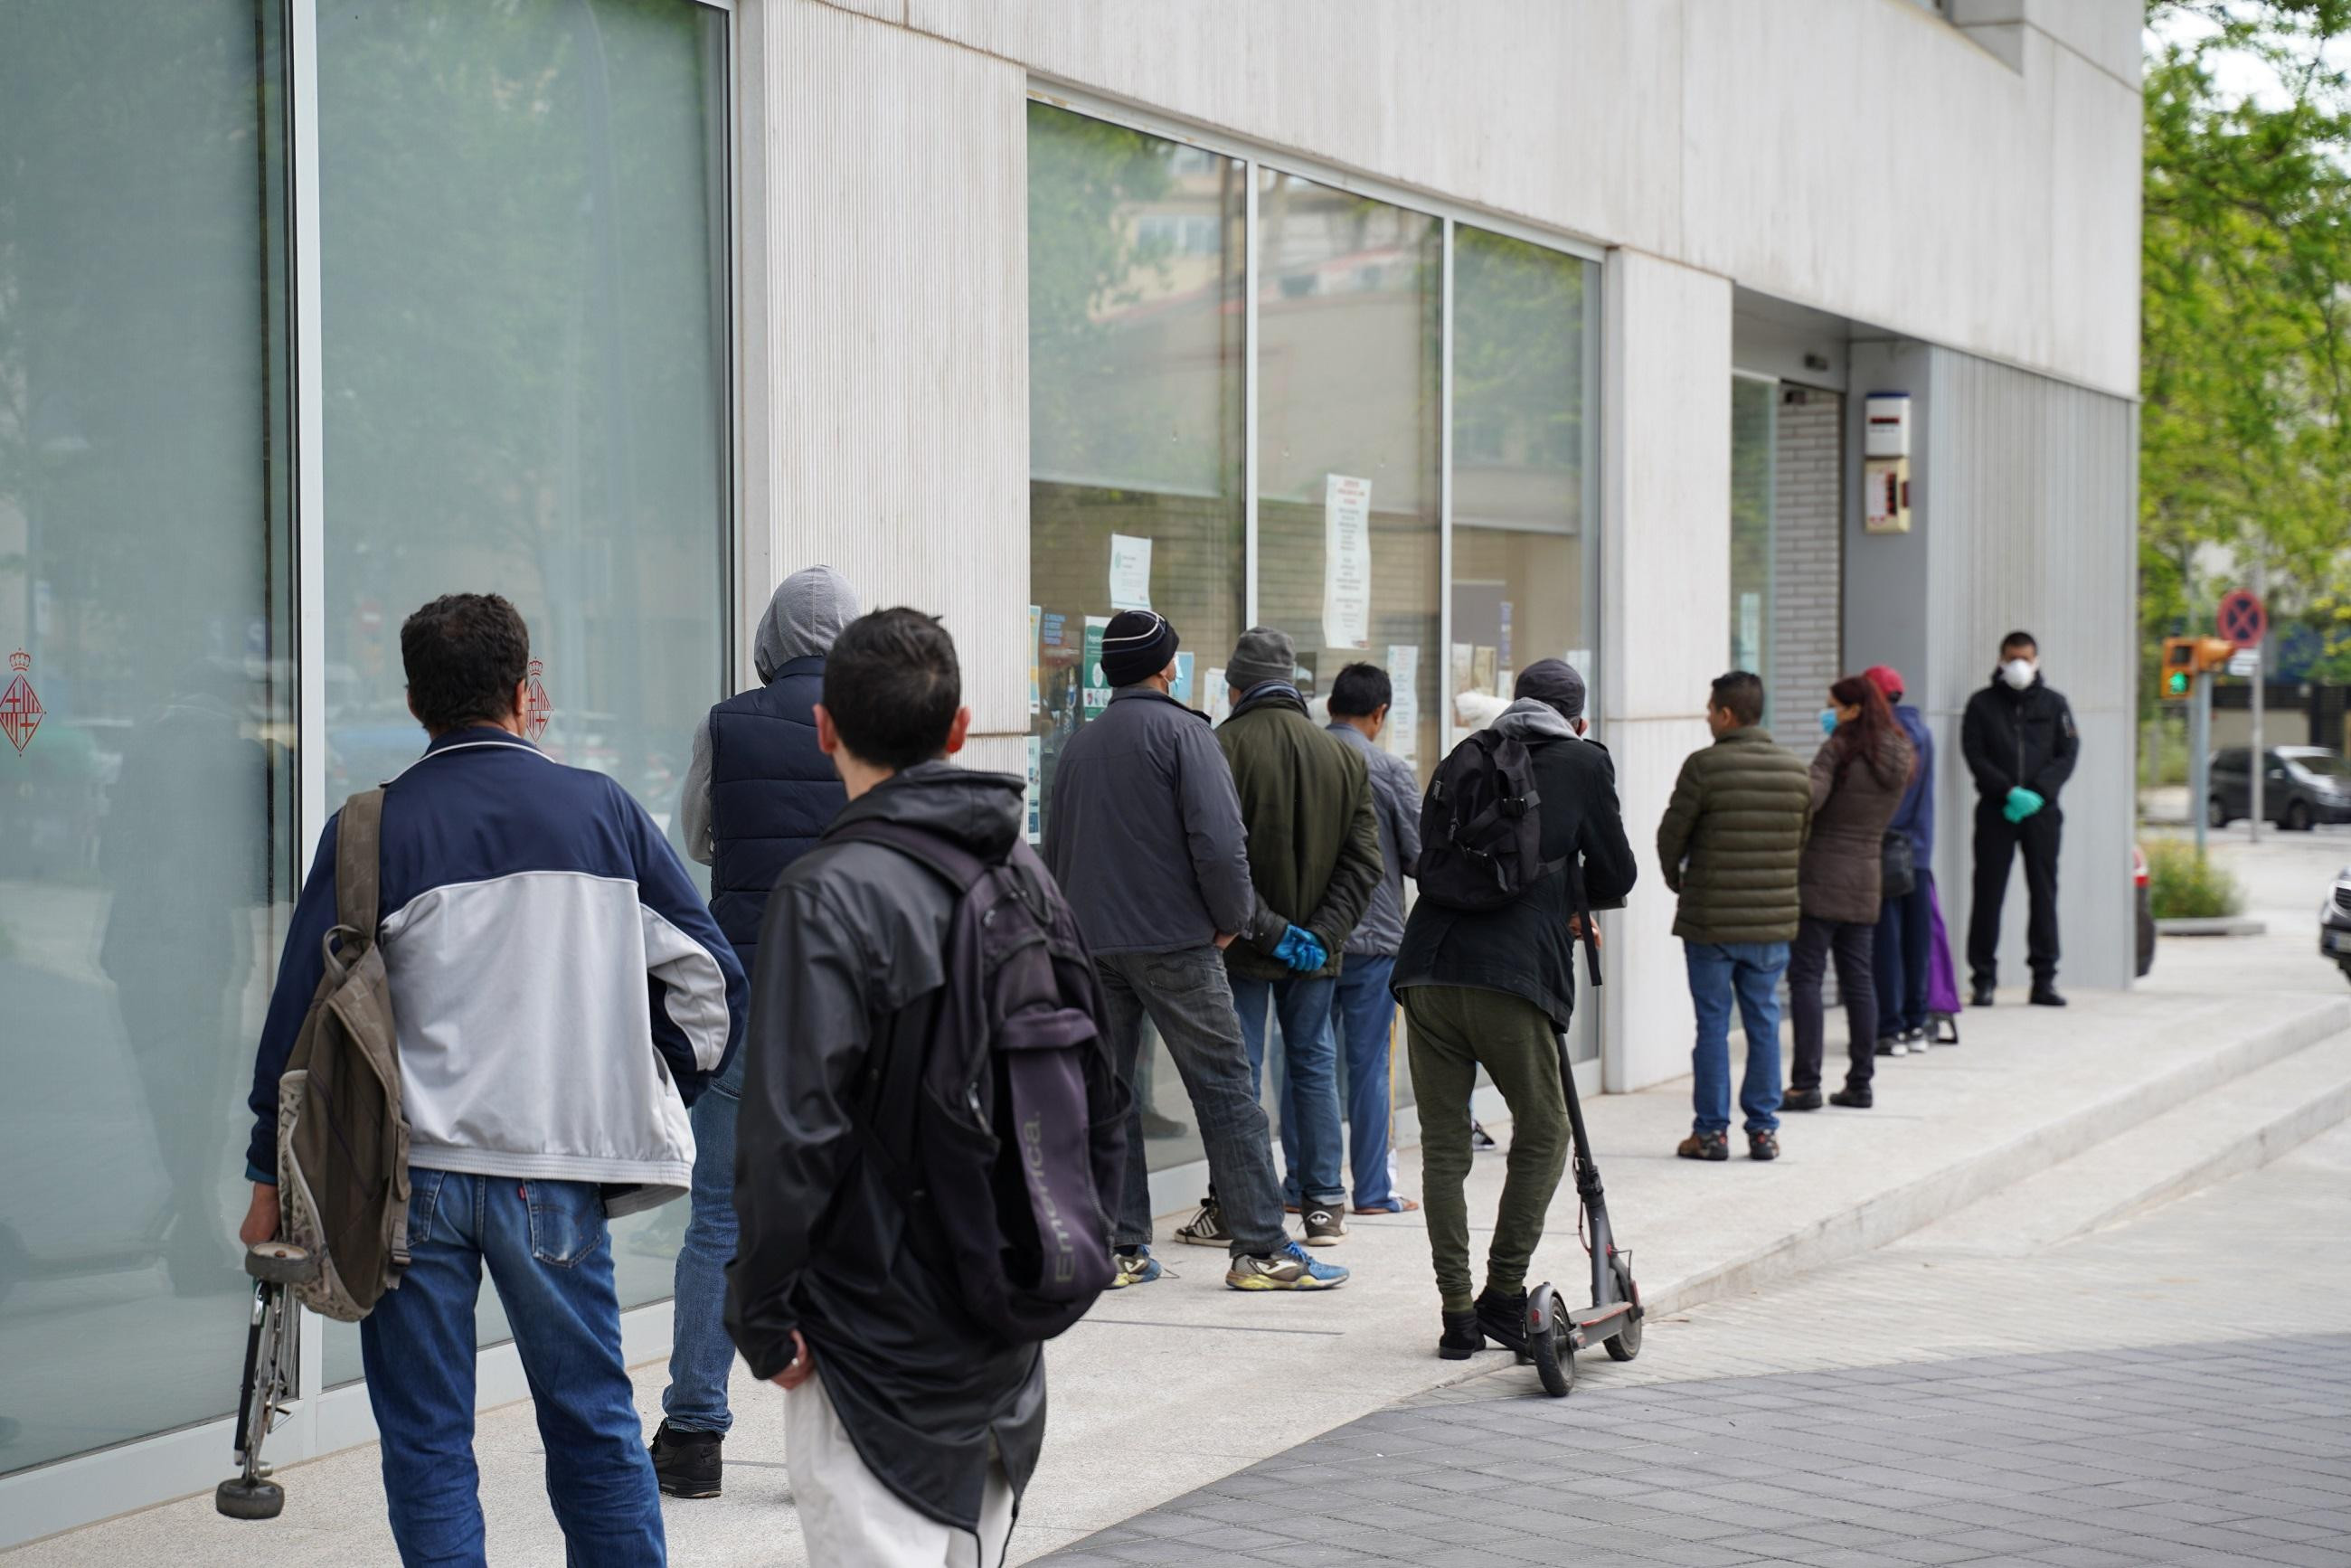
[1416,729,1560,912]
[830,818,1127,1346]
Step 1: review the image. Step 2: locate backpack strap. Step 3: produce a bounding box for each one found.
[828,817,992,893]
[335,789,386,938]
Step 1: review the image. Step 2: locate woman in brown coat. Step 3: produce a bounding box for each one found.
[1788,675,1915,1111]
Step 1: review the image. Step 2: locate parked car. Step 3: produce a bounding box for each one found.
[2134,844,2156,978]
[2207,746,2351,832]
[2321,866,2351,985]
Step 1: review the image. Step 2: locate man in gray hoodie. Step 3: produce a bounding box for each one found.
[653,565,858,1498]
[1043,609,1350,1294]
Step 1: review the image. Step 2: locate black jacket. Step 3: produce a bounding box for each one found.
[726,762,1045,1533]
[1959,672,2079,804]
[1392,703,1639,1029]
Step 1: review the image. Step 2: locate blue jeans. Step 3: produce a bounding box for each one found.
[1684,940,1789,1136]
[1329,955,1401,1210]
[361,1169,664,1567]
[1874,869,1934,1037]
[664,1048,742,1434]
[1231,971,1345,1209]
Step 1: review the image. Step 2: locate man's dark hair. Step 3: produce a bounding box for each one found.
[1327,662,1393,719]
[1709,671,1764,728]
[401,593,530,733]
[2001,629,2038,656]
[823,607,961,770]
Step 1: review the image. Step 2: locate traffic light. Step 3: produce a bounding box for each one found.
[2158,635,2238,700]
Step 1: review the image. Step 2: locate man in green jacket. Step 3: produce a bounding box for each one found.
[1656,671,1814,1163]
[1213,627,1383,1248]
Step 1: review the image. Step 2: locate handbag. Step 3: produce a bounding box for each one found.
[1880,830,1916,901]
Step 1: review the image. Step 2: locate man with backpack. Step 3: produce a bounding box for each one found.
[1043,609,1351,1292]
[239,593,744,1565]
[727,608,1125,1566]
[651,564,857,1499]
[1216,628,1384,1247]
[1394,659,1637,1359]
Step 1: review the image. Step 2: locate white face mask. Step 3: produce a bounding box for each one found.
[2000,657,2036,690]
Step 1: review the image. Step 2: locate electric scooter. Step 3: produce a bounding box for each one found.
[215,1241,316,1520]
[1518,1028,1641,1397]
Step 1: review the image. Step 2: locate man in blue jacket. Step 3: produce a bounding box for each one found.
[1867,665,1938,1053]
[239,593,744,1565]
[653,564,857,1497]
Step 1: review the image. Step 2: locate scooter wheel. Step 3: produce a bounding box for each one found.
[244,1242,317,1287]
[1527,1284,1574,1398]
[1605,1257,1643,1363]
[215,1477,285,1520]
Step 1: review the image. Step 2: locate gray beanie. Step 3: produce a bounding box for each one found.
[1514,657,1587,723]
[1225,626,1297,693]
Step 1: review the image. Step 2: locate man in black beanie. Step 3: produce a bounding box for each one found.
[1043,610,1353,1293]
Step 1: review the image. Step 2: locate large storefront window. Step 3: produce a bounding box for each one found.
[1730,374,1776,714]
[1026,103,1603,1134]
[316,0,731,1379]
[0,0,297,1472]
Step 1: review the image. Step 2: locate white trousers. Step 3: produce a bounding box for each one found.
[786,1370,1015,1568]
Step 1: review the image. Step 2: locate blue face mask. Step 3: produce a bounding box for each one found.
[1819,707,1838,737]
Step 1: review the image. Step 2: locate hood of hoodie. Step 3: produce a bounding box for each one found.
[753,565,861,683]
[830,760,1024,859]
[1490,696,1577,743]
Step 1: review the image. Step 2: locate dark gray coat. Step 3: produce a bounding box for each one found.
[1043,685,1284,955]
[1327,721,1421,957]
[1799,727,1915,924]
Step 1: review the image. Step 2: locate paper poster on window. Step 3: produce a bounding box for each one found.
[1322,473,1373,650]
[1473,646,1498,698]
[1386,644,1420,764]
[1029,604,1043,714]
[1204,666,1232,724]
[1082,615,1111,717]
[1025,735,1043,844]
[1171,651,1195,707]
[1109,534,1154,612]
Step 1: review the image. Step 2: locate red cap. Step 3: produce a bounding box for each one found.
[1864,665,1904,700]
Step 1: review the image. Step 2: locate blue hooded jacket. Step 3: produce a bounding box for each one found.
[1887,702,1935,863]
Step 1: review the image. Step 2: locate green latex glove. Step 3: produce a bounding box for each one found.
[2004,786,2045,823]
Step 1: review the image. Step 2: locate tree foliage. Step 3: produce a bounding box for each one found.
[2144,1,2351,666]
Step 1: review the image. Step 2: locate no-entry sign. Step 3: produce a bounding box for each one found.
[2218,589,2268,649]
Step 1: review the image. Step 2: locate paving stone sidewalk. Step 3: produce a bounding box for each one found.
[1040,1333,2351,1566]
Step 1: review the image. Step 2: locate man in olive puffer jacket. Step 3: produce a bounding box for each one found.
[1656,672,1814,1161]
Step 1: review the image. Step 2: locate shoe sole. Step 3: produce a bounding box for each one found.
[1226,1272,1345,1290]
[656,1482,721,1500]
[1302,1233,1345,1247]
[1438,1344,1478,1360]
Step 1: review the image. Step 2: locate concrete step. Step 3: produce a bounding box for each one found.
[1905,1025,2351,1254]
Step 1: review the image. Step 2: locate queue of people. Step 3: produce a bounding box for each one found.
[236,578,2078,1565]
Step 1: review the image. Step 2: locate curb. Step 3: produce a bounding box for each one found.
[2156,916,2269,937]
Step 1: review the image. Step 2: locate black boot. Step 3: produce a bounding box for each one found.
[1475,1287,1529,1355]
[1969,982,1996,1007]
[1781,1088,1823,1111]
[2030,983,2067,1006]
[1439,1309,1484,1361]
[1828,1085,1874,1110]
[649,1422,722,1499]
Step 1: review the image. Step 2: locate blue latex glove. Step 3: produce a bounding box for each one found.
[1273,924,1328,973]
[2003,786,2045,824]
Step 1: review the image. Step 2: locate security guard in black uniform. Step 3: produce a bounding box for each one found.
[1960,630,2079,1008]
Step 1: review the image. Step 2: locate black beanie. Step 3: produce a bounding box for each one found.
[1101,610,1180,687]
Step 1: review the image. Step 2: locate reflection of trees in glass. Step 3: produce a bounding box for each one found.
[1452,229,1586,511]
[1728,377,1774,676]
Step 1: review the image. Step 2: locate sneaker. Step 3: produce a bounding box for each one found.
[1469,1119,1500,1153]
[2030,984,2068,1007]
[1301,1206,1347,1246]
[1874,1036,1906,1058]
[1107,1246,1164,1289]
[1828,1086,1874,1110]
[648,1422,722,1499]
[1474,1286,1529,1355]
[1902,1026,1928,1049]
[1781,1088,1824,1112]
[1174,1200,1231,1248]
[1439,1309,1484,1361]
[1676,1130,1729,1162]
[1225,1242,1349,1291]
[1748,1129,1780,1161]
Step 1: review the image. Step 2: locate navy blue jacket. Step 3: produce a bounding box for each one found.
[707,656,845,977]
[1887,702,1936,863]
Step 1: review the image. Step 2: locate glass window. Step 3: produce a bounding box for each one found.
[1026,105,1247,1176]
[1450,228,1599,740]
[1257,173,1441,764]
[1730,375,1776,712]
[1450,225,1600,1064]
[0,0,296,1472]
[316,0,730,1376]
